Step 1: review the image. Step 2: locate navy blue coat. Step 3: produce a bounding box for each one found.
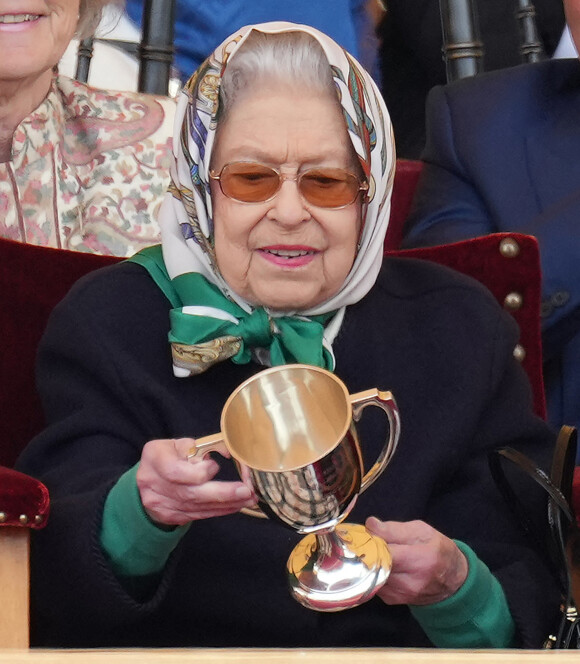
[378,0,565,158]
[403,58,580,445]
[17,259,559,648]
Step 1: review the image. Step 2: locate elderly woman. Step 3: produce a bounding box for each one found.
[0,0,174,256]
[17,23,559,648]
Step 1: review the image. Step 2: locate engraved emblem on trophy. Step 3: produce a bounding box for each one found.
[189,363,400,611]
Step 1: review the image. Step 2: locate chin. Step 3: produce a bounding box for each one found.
[268,302,312,312]
[259,293,326,312]
[244,280,336,312]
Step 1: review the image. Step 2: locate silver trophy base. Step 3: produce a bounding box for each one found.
[287,523,392,612]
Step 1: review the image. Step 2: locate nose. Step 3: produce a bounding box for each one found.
[266,177,310,227]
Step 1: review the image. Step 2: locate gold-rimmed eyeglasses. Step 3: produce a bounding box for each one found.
[209,162,369,209]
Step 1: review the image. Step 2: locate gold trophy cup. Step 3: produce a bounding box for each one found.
[189,364,400,611]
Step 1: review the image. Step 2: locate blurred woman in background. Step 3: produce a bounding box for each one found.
[0,0,174,256]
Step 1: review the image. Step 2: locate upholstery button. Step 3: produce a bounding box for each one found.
[504,292,523,311]
[499,237,520,258]
[19,514,29,525]
[0,512,6,523]
[513,344,526,362]
[551,291,570,307]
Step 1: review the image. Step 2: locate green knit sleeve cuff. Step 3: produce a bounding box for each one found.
[101,463,190,578]
[409,540,516,648]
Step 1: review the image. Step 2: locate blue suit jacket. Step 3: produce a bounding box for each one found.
[403,58,580,443]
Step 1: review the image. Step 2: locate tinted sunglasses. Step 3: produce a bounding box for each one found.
[209,162,369,209]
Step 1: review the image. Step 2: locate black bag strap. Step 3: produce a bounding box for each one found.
[488,426,579,649]
[551,426,577,514]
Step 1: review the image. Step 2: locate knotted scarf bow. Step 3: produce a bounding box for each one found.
[131,246,335,376]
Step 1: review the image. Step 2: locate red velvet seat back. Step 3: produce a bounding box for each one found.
[384,160,545,418]
[386,234,546,420]
[0,239,121,467]
[385,159,423,251]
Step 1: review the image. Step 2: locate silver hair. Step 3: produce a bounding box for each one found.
[76,0,124,39]
[218,30,338,121]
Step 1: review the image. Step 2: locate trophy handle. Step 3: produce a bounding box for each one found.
[187,433,266,520]
[350,389,400,493]
[187,432,225,459]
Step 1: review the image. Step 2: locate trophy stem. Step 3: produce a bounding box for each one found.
[287,523,392,612]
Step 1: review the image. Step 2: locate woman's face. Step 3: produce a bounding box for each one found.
[210,87,363,311]
[0,1,80,83]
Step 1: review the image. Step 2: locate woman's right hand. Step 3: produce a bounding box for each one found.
[136,437,257,527]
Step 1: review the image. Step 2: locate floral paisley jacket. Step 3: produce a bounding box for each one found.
[0,76,175,256]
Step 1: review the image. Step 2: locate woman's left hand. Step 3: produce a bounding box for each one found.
[365,517,469,606]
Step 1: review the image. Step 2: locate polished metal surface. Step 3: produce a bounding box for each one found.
[499,237,520,258]
[287,523,392,611]
[504,292,523,311]
[513,344,527,362]
[189,364,400,611]
[250,425,361,531]
[221,365,353,471]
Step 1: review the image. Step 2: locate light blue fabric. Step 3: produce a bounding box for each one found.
[125,0,368,80]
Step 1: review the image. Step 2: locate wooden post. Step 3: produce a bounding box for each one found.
[75,38,94,84]
[439,0,484,82]
[515,0,546,63]
[138,0,176,95]
[0,528,30,648]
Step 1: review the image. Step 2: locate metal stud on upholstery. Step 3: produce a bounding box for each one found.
[499,237,521,258]
[504,292,524,311]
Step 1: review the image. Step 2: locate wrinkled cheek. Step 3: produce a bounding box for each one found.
[215,239,254,295]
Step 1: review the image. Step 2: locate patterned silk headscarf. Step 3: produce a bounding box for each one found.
[150,21,395,377]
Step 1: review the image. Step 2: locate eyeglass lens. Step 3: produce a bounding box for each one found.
[217,162,364,208]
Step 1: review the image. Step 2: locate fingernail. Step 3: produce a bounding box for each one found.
[235,486,252,499]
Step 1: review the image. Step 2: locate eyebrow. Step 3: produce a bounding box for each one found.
[222,144,352,167]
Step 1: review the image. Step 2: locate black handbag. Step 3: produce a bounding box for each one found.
[488,426,580,649]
